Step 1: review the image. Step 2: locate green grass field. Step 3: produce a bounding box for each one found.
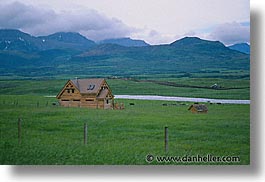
[0,95,249,165]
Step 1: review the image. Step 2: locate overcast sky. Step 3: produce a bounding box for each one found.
[0,0,250,45]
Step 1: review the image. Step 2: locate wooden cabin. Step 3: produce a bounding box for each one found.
[56,78,114,109]
[188,104,208,113]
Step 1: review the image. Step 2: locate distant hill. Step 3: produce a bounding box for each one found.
[99,37,149,47]
[38,32,96,51]
[170,37,227,51]
[228,43,250,54]
[0,29,96,52]
[82,37,244,60]
[75,36,249,78]
[0,29,44,52]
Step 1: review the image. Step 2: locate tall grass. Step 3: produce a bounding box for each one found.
[0,95,249,164]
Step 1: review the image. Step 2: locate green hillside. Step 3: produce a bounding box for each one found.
[0,29,249,80]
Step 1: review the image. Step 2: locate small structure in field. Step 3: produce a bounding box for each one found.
[188,104,208,113]
[114,102,125,110]
[56,78,114,109]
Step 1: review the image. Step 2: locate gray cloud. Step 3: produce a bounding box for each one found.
[208,22,250,45]
[0,1,136,41]
[0,2,55,29]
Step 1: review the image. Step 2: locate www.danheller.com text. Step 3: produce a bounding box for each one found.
[146,154,240,163]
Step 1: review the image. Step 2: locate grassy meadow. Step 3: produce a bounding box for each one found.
[0,77,250,165]
[0,96,249,165]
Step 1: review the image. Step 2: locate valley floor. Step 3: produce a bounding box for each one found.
[0,95,250,165]
[0,77,250,165]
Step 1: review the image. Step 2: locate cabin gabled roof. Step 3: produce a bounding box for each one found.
[56,78,114,99]
[71,78,105,94]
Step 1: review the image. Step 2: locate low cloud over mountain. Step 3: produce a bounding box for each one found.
[208,22,250,45]
[0,1,136,41]
[0,1,249,45]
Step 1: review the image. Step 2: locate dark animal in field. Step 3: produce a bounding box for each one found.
[52,102,57,106]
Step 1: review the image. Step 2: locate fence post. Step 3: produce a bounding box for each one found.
[18,118,22,144]
[165,126,168,153]
[84,123,88,144]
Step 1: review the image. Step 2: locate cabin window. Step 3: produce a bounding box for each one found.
[67,89,70,93]
[72,89,75,93]
[62,99,69,101]
[86,99,94,101]
[106,99,109,104]
[87,84,95,90]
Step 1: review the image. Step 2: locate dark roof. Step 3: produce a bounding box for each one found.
[71,78,105,94]
[188,104,208,111]
[97,88,109,99]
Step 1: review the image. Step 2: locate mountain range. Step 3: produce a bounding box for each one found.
[0,29,250,79]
